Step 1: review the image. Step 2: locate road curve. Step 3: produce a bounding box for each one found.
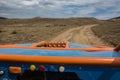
[51,24,112,47]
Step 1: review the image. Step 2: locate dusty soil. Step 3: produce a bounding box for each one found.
[0,18,119,47]
[91,20,120,46]
[0,18,100,44]
[52,24,113,47]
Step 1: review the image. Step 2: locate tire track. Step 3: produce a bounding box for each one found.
[51,24,112,47]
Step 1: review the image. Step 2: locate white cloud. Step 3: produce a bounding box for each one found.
[0,13,9,16]
[21,0,39,6]
[0,0,21,8]
[74,7,96,17]
[0,0,120,19]
[95,12,120,19]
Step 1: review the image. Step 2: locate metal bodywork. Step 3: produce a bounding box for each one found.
[0,42,120,80]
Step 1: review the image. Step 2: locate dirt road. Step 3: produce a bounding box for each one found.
[51,24,112,47]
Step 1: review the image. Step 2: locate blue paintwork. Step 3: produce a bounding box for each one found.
[1,63,120,80]
[0,49,119,57]
[0,43,120,80]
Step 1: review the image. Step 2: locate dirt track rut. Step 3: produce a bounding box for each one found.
[51,24,112,47]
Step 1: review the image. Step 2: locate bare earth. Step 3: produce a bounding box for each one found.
[51,24,113,47]
[0,18,119,46]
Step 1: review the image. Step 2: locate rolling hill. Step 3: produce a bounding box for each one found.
[0,17,119,46]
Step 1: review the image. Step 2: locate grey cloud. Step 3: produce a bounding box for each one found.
[0,0,120,19]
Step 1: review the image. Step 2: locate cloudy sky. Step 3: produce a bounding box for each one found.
[0,0,120,19]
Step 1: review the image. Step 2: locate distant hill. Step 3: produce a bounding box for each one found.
[0,17,8,19]
[92,17,120,46]
[110,16,120,20]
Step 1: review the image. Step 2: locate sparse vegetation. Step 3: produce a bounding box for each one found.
[0,17,120,46]
[0,17,99,44]
[91,20,120,46]
[11,31,17,34]
[0,17,8,19]
[0,29,6,33]
[0,30,2,33]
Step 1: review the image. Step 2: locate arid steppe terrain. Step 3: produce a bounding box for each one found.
[0,17,120,47]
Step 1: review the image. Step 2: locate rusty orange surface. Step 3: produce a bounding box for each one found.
[0,54,120,66]
[0,41,120,66]
[9,66,21,74]
[0,41,115,52]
